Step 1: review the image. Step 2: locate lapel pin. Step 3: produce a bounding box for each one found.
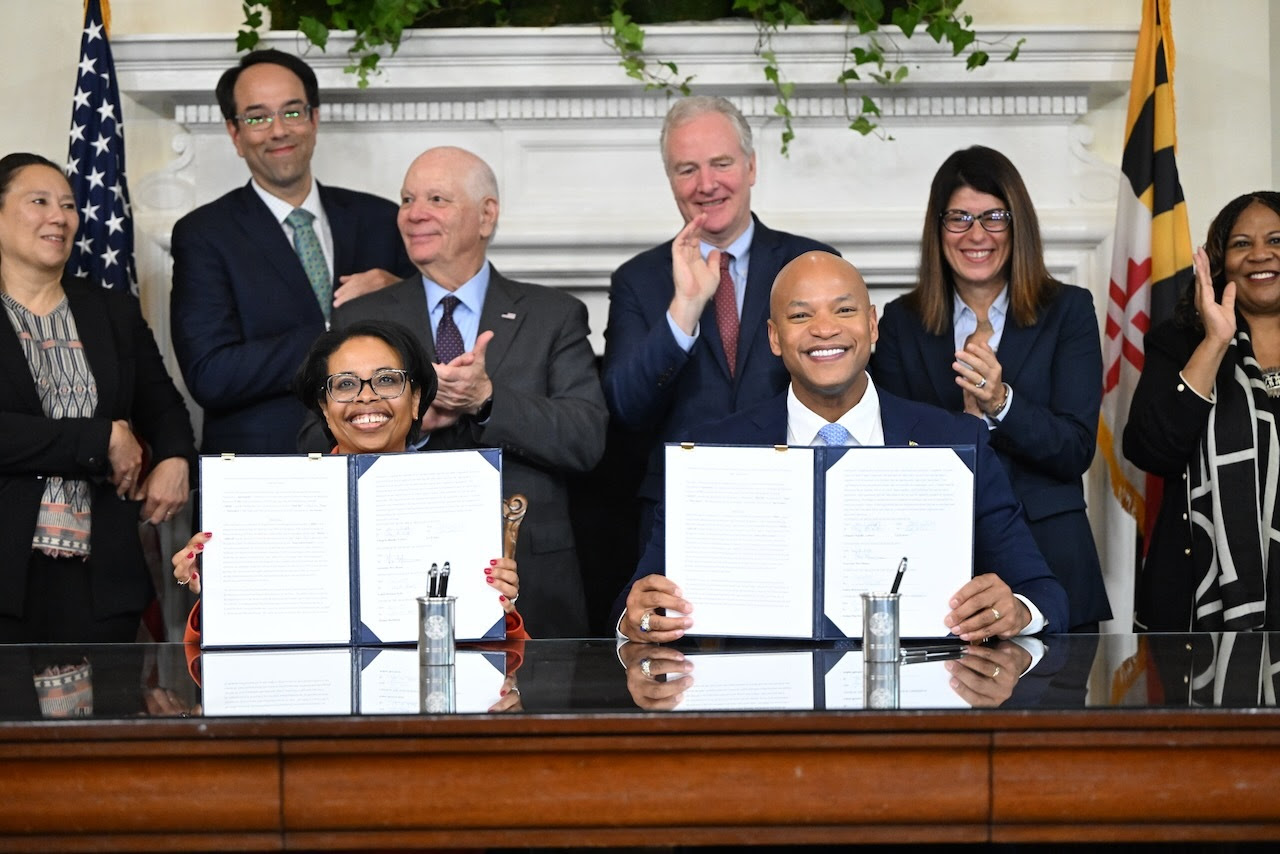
[909,440,918,446]
[501,312,517,320]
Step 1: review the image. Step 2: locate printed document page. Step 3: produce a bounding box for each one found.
[822,447,973,639]
[357,648,509,714]
[200,648,354,716]
[355,451,503,642]
[199,455,352,646]
[667,652,815,711]
[664,445,815,638]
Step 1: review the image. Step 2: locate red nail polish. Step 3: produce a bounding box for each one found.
[202,532,213,538]
[498,595,506,602]
[185,552,194,559]
[483,567,492,575]
[195,543,204,551]
[500,688,509,696]
[489,559,497,566]
[486,577,494,584]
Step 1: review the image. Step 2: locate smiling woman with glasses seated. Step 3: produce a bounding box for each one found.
[870,145,1109,632]
[171,319,528,643]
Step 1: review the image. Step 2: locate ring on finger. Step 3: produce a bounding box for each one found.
[975,377,987,389]
[640,658,652,678]
[639,611,652,633]
[991,606,1001,622]
[991,665,1001,679]
[177,578,189,587]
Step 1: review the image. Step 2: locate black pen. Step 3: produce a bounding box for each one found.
[440,561,451,597]
[428,562,439,597]
[889,556,908,595]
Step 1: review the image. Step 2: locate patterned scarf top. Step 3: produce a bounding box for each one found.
[2,292,98,558]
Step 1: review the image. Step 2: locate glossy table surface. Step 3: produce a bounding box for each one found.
[2,633,1279,851]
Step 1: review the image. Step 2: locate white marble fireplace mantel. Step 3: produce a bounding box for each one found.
[114,22,1136,354]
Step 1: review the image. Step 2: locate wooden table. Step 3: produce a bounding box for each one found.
[1,634,1277,851]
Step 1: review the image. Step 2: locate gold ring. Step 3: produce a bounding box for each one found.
[991,666,1001,679]
[991,607,1001,621]
[640,658,652,678]
[177,578,189,586]
[639,611,652,632]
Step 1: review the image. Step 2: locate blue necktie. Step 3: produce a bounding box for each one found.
[816,422,853,446]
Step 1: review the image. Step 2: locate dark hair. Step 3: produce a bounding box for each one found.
[1176,191,1280,329]
[294,320,437,449]
[215,49,321,123]
[908,145,1061,334]
[0,153,64,205]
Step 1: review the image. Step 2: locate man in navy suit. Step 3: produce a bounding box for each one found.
[170,50,413,454]
[614,251,1069,642]
[601,96,838,547]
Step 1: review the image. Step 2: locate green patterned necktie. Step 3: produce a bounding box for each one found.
[285,207,332,322]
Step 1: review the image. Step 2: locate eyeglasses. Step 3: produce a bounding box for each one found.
[324,369,409,402]
[234,104,313,132]
[940,208,1013,233]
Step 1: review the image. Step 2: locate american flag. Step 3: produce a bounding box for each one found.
[65,0,137,294]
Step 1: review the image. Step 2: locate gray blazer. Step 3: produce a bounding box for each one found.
[302,265,608,637]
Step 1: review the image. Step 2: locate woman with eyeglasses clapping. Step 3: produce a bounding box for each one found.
[871,145,1108,632]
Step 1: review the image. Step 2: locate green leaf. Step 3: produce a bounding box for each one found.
[298,16,329,50]
[778,81,795,98]
[850,116,876,135]
[1006,38,1026,62]
[965,50,989,70]
[860,95,881,117]
[838,68,861,82]
[892,64,909,83]
[236,30,260,51]
[850,46,880,66]
[890,6,922,39]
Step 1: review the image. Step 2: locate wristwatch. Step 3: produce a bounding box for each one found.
[475,395,494,422]
[987,383,1011,419]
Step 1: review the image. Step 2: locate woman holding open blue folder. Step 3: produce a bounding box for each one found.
[172,320,527,641]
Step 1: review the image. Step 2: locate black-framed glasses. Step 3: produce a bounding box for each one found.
[324,369,409,402]
[940,208,1013,233]
[234,104,313,131]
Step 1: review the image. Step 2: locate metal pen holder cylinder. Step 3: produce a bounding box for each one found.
[863,659,901,710]
[419,665,457,714]
[861,592,901,662]
[417,595,456,666]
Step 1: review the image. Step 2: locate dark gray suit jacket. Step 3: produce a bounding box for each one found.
[303,265,608,638]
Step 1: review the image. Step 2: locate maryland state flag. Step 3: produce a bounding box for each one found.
[1096,0,1193,633]
[1099,0,1194,544]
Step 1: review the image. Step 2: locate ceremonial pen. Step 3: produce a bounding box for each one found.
[889,557,908,594]
[428,562,440,597]
[439,561,451,597]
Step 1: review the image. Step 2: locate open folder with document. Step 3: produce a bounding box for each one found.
[664,443,975,640]
[197,449,504,648]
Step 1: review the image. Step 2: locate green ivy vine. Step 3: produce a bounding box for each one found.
[238,0,1021,152]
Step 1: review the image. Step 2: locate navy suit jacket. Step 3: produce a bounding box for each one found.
[602,215,837,503]
[871,285,1108,628]
[302,266,609,638]
[611,388,1070,634]
[170,181,413,454]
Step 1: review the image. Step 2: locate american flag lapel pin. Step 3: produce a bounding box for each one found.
[501,312,517,320]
